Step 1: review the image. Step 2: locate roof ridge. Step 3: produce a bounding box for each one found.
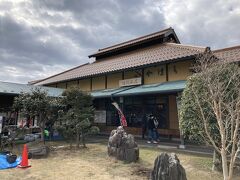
[98,27,173,52]
[166,43,206,50]
[213,45,240,53]
[31,63,89,85]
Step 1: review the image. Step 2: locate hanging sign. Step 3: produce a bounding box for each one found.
[119,77,142,87]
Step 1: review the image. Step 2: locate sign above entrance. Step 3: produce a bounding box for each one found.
[119,77,142,87]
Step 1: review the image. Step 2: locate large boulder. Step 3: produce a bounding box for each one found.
[151,153,187,180]
[107,126,139,162]
[26,139,49,159]
[28,146,49,159]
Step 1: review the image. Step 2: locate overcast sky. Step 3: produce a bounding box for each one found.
[0,0,240,84]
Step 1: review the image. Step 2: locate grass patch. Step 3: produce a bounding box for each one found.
[0,141,239,180]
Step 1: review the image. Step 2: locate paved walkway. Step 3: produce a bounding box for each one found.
[88,135,214,157]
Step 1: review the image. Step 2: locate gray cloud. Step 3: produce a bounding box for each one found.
[0,0,239,84]
[160,0,240,49]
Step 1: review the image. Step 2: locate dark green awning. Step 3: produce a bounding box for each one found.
[91,86,134,98]
[114,80,186,97]
[91,80,186,98]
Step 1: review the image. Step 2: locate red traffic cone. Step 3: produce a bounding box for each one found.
[18,144,31,168]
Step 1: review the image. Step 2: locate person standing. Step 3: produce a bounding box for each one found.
[141,114,147,139]
[153,116,160,141]
[147,114,158,144]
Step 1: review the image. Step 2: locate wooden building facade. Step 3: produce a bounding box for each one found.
[33,27,240,138]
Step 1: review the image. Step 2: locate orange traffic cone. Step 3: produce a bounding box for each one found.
[18,144,31,168]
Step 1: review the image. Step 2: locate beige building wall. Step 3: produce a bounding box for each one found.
[124,70,141,79]
[107,73,122,89]
[144,65,166,84]
[92,76,105,90]
[79,79,91,91]
[67,80,78,89]
[168,60,193,81]
[168,95,179,130]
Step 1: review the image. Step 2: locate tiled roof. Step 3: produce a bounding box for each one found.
[35,43,205,85]
[89,27,180,57]
[213,45,240,63]
[0,81,64,97]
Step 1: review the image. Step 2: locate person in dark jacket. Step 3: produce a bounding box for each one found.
[141,114,147,139]
[147,114,158,144]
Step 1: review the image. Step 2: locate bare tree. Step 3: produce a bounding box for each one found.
[188,48,240,180]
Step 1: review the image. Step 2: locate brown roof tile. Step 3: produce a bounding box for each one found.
[35,43,205,85]
[213,45,240,63]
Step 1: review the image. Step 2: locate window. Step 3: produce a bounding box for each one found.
[124,96,143,127]
[106,98,121,126]
[94,99,105,110]
[96,95,169,129]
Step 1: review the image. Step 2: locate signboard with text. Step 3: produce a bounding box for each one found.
[119,77,142,87]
